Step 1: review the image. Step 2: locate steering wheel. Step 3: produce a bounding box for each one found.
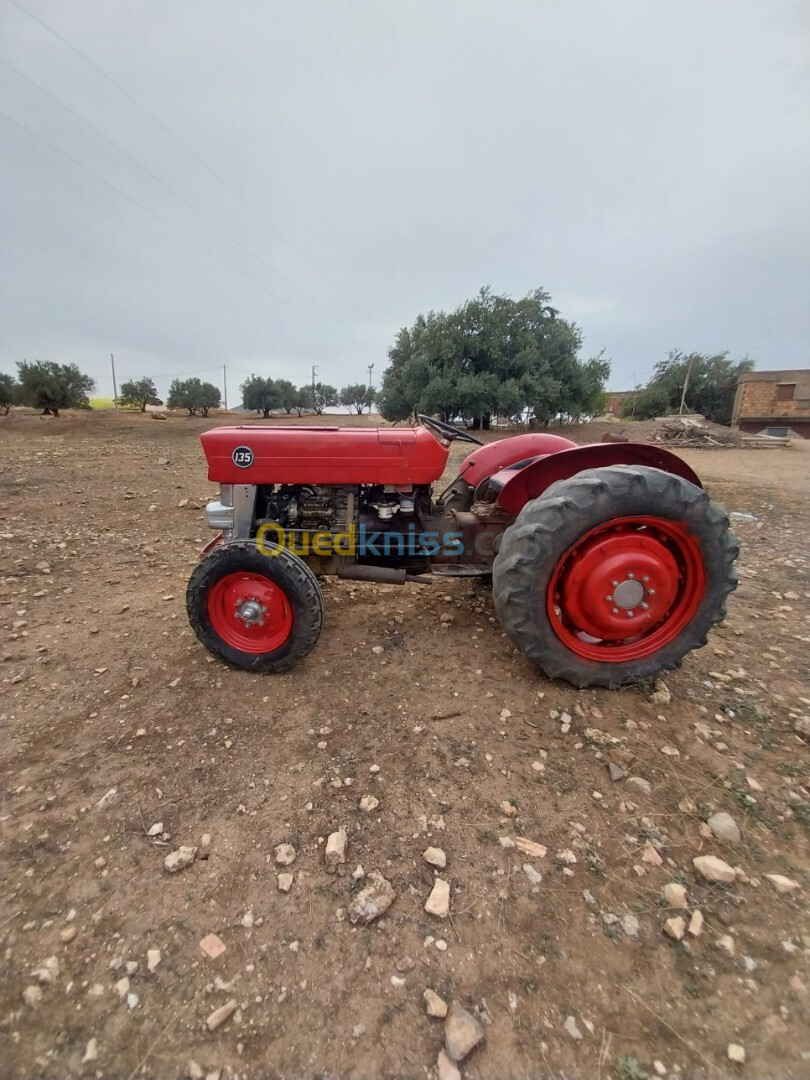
[417,414,483,446]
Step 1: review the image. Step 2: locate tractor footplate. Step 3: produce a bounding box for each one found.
[429,564,492,577]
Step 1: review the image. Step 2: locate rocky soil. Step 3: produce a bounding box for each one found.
[0,411,808,1079]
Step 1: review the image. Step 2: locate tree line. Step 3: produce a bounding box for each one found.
[0,362,173,417]
[0,360,377,418]
[0,300,753,428]
[0,360,95,417]
[238,376,375,417]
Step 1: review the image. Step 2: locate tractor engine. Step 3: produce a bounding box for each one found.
[251,483,436,578]
[260,485,354,531]
[257,483,427,531]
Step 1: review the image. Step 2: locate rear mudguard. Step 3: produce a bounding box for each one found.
[457,433,578,488]
[495,443,703,516]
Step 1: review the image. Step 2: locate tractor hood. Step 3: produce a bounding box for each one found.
[200,425,450,486]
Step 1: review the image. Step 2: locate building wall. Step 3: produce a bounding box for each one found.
[738,419,810,438]
[605,391,633,415]
[736,377,810,422]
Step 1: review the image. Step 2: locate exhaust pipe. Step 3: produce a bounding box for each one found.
[338,564,407,585]
[337,564,433,586]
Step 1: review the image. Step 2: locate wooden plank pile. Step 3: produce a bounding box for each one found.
[652,417,738,447]
[652,416,790,449]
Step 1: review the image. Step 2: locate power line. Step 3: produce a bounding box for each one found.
[0,56,358,336]
[0,109,357,335]
[5,0,373,320]
[581,315,810,339]
[94,364,224,382]
[91,358,367,385]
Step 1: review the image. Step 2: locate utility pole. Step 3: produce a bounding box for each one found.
[678,355,694,415]
[110,352,118,409]
[367,363,374,389]
[223,364,228,411]
[730,374,744,430]
[311,365,317,391]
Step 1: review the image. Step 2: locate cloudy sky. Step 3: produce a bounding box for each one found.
[1,0,808,402]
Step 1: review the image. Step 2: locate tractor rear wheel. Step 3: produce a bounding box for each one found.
[492,465,738,688]
[187,542,324,672]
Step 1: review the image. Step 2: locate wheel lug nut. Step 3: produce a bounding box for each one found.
[642,575,649,582]
[648,588,656,596]
[627,572,635,579]
[612,608,619,614]
[627,610,635,617]
[605,595,613,602]
[641,602,649,610]
[612,580,619,587]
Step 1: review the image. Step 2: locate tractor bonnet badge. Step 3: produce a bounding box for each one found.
[232,446,254,468]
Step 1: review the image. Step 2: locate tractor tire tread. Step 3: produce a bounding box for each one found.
[187,541,324,673]
[492,465,738,688]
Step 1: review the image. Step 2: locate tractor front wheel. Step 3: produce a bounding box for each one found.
[492,465,738,688]
[187,542,324,672]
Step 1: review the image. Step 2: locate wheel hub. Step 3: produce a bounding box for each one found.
[611,578,645,610]
[207,572,293,654]
[235,599,265,626]
[548,516,706,659]
[557,530,680,640]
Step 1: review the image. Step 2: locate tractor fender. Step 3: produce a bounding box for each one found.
[457,432,578,488]
[496,443,703,516]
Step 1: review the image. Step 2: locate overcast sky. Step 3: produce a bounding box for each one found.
[1,0,808,402]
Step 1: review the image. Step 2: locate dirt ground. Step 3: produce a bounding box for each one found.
[1,410,808,1080]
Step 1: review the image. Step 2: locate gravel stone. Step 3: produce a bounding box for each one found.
[274,843,296,866]
[325,829,347,865]
[693,855,736,884]
[424,988,448,1017]
[765,873,799,894]
[444,1002,485,1061]
[662,883,689,909]
[425,878,451,918]
[423,846,447,868]
[625,777,652,796]
[206,999,237,1031]
[348,871,395,924]
[437,1050,461,1080]
[563,1015,583,1040]
[663,916,686,941]
[164,846,197,873]
[707,812,741,844]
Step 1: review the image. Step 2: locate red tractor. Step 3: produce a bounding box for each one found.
[187,416,737,688]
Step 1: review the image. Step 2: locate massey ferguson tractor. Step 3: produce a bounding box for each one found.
[187,416,738,688]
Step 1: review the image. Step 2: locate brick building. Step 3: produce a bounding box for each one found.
[732,369,810,438]
[604,390,634,416]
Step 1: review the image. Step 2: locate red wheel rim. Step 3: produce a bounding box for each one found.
[207,571,293,654]
[547,516,706,662]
